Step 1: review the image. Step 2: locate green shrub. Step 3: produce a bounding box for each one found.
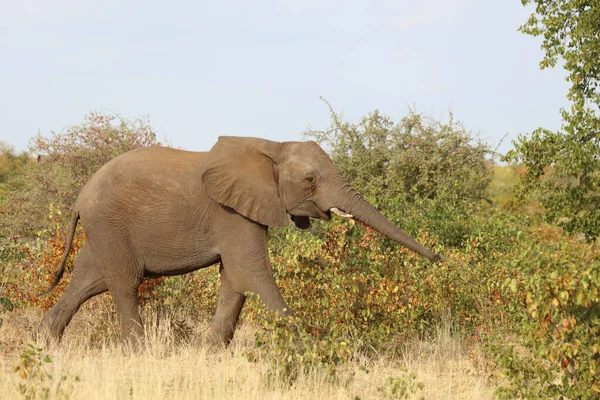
[145,269,220,319]
[254,213,525,355]
[491,231,600,399]
[377,369,424,400]
[245,311,354,386]
[306,103,492,209]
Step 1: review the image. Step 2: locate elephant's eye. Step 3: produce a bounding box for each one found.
[306,177,316,186]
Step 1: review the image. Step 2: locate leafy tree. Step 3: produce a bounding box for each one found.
[507,0,600,239]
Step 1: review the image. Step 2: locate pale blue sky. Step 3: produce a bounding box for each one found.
[0,0,569,155]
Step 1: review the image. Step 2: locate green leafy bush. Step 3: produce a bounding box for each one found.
[377,369,424,400]
[252,214,524,356]
[491,229,600,399]
[245,312,353,386]
[304,103,494,252]
[145,269,220,319]
[306,103,492,209]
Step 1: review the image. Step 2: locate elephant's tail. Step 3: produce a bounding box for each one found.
[42,209,80,295]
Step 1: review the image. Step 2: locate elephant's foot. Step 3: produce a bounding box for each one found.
[37,310,66,345]
[204,327,231,350]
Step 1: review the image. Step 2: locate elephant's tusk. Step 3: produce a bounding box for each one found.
[330,207,353,218]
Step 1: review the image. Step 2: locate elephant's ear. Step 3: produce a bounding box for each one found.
[200,136,289,227]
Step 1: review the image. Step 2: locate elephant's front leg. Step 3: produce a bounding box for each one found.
[207,263,246,347]
[210,218,294,346]
[221,236,293,315]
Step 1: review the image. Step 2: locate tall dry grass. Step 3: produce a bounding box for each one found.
[0,304,497,399]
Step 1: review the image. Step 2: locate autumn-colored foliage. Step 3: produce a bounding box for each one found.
[2,206,85,311]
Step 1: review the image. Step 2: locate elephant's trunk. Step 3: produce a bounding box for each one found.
[330,180,441,262]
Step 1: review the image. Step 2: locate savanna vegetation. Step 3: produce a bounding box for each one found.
[1,2,600,398]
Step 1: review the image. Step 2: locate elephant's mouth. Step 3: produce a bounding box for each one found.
[291,215,311,229]
[290,207,332,229]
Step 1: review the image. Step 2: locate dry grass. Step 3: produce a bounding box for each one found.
[0,305,498,399]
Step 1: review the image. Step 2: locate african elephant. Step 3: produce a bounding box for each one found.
[40,136,440,346]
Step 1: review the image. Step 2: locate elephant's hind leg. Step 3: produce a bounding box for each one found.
[105,281,143,340]
[88,235,144,341]
[40,244,108,340]
[101,262,143,340]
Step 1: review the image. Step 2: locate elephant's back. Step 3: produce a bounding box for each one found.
[76,146,209,219]
[109,146,207,169]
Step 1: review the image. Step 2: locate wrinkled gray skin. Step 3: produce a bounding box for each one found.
[40,137,440,346]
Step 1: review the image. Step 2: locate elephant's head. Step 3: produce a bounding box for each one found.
[200,136,440,262]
